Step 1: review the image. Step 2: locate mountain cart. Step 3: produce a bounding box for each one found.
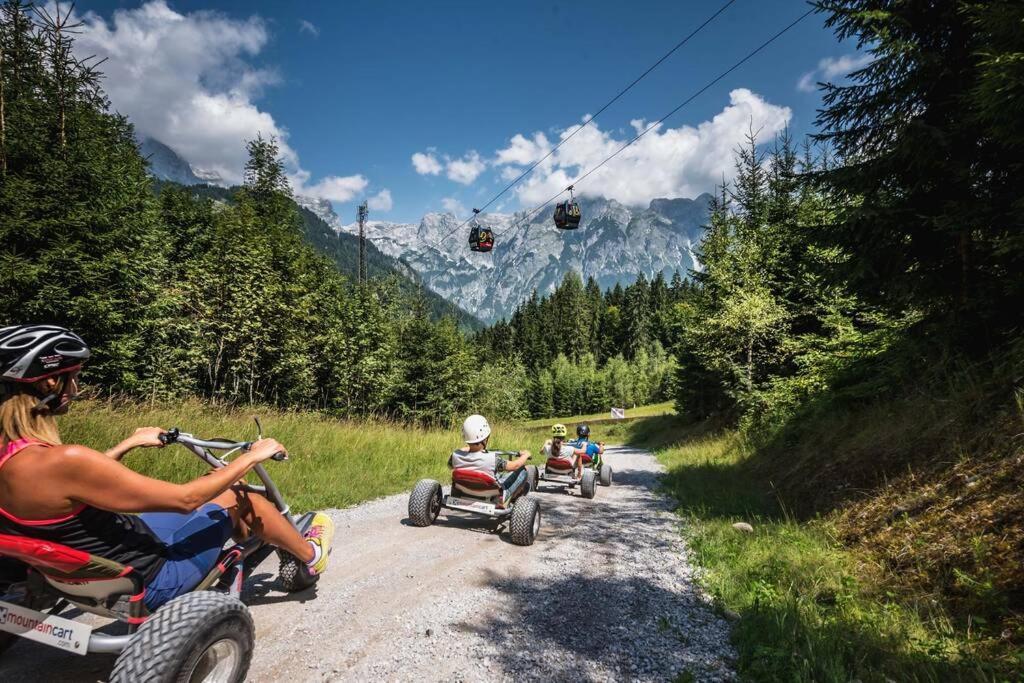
[538,453,598,499]
[407,452,541,546]
[0,421,320,683]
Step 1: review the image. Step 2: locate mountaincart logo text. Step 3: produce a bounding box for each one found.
[0,601,87,653]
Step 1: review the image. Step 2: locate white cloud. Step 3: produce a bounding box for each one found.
[441,197,467,217]
[445,151,486,185]
[797,72,817,93]
[298,19,319,37]
[367,189,393,212]
[495,88,791,206]
[290,170,368,203]
[494,132,551,166]
[413,149,487,185]
[500,166,523,182]
[798,52,872,92]
[411,151,443,175]
[74,1,364,197]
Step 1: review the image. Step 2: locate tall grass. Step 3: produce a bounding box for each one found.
[60,400,542,512]
[636,420,1002,682]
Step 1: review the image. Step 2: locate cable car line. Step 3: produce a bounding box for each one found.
[428,0,738,251]
[508,7,816,242]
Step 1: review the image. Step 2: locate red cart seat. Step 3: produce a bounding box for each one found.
[580,453,593,464]
[545,457,574,474]
[0,533,138,603]
[452,468,501,498]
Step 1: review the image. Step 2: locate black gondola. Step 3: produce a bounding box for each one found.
[468,209,494,252]
[469,226,494,252]
[553,186,582,229]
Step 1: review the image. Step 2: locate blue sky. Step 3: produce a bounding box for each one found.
[76,1,862,223]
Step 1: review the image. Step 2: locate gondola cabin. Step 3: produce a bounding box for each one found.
[553,200,581,230]
[469,226,494,252]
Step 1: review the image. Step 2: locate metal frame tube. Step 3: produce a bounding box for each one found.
[86,632,133,654]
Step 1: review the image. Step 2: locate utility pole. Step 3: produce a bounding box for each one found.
[357,201,368,285]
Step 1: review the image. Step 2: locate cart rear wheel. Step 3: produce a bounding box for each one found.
[408,479,442,527]
[509,497,541,546]
[580,469,597,499]
[109,591,254,683]
[599,463,613,486]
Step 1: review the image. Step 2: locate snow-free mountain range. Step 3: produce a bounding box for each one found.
[143,137,710,323]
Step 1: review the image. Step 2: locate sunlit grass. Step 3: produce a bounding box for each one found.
[646,422,1000,682]
[61,400,541,512]
[523,400,675,428]
[58,399,1011,680]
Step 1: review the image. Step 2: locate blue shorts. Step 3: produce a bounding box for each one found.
[140,503,234,611]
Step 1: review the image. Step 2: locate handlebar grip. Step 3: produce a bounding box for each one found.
[158,428,180,446]
[270,451,288,462]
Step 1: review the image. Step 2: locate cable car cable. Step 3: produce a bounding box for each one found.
[428,0,738,250]
[510,6,815,239]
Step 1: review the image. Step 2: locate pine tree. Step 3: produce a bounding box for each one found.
[813,0,1024,334]
[622,274,651,359]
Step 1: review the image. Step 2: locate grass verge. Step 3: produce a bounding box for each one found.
[61,400,542,512]
[524,400,675,428]
[620,415,1008,682]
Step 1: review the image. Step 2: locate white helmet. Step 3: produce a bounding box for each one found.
[462,414,491,444]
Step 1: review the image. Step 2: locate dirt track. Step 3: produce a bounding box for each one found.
[0,445,735,681]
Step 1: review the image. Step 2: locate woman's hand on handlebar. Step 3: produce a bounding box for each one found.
[132,427,167,449]
[247,438,287,463]
[105,427,166,460]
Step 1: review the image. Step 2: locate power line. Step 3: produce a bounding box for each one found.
[429,0,738,249]
[510,7,815,239]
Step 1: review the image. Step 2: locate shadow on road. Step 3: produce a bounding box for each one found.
[456,567,729,680]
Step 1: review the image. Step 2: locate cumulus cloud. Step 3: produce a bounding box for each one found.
[75,1,286,184]
[494,88,791,206]
[74,1,366,199]
[411,151,443,175]
[500,166,524,182]
[441,197,467,217]
[367,189,393,212]
[442,197,468,219]
[798,52,872,92]
[493,132,551,166]
[445,151,486,185]
[292,170,369,203]
[298,19,319,37]
[412,149,487,184]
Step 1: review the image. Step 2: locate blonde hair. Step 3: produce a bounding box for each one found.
[0,388,62,446]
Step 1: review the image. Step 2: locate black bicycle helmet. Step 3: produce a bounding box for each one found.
[0,325,90,383]
[576,424,590,439]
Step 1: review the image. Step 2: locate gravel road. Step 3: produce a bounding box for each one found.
[1,445,735,681]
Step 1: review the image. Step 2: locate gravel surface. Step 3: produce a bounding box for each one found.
[2,445,735,681]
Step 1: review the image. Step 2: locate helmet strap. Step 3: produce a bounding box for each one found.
[30,374,73,416]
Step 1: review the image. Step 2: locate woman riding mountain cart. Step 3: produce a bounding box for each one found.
[0,324,336,681]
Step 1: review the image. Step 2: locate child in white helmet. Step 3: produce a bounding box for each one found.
[449,414,531,502]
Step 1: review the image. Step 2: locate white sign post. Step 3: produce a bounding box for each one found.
[610,407,625,420]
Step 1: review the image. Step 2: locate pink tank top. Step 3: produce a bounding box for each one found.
[0,438,85,524]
